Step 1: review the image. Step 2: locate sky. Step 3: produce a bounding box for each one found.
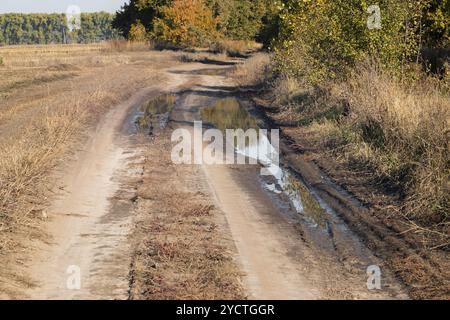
[0,0,128,14]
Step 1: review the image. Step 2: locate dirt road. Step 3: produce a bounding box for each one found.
[171,64,407,300]
[18,71,186,299]
[7,56,408,300]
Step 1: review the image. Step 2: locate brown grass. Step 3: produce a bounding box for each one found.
[210,40,262,57]
[231,53,271,86]
[102,40,153,52]
[0,44,178,267]
[129,135,245,300]
[339,60,449,225]
[248,56,449,242]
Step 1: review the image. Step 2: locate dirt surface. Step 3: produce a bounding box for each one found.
[249,92,450,299]
[1,53,414,300]
[169,64,407,300]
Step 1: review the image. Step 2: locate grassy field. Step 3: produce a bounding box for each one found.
[0,43,178,256]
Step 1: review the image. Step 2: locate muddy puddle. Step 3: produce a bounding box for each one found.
[134,94,177,135]
[171,68,230,76]
[200,97,381,260]
[201,97,259,131]
[200,98,329,228]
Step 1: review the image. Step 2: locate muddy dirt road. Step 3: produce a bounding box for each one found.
[8,57,408,300]
[171,64,407,300]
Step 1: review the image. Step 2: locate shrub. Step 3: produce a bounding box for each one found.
[273,0,427,84]
[129,20,149,42]
[337,59,450,222]
[153,0,220,47]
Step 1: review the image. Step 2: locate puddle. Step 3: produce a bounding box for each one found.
[135,94,177,134]
[201,98,329,230]
[171,68,230,76]
[263,168,329,230]
[201,98,258,132]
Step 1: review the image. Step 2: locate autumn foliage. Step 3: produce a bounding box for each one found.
[153,0,219,46]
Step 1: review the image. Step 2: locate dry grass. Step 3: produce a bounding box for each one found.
[102,40,153,52]
[254,56,449,224]
[178,51,228,64]
[231,53,271,86]
[338,60,449,225]
[210,40,262,57]
[0,44,178,259]
[245,55,449,247]
[129,135,245,300]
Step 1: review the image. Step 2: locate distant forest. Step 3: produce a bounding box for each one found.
[0,12,120,45]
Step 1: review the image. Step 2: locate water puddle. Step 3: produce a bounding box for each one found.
[263,169,330,230]
[201,98,258,131]
[135,94,177,135]
[201,98,332,231]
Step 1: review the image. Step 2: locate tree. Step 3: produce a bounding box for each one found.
[0,13,119,45]
[129,20,148,41]
[153,0,219,46]
[113,0,274,43]
[273,0,429,83]
[113,0,172,38]
[423,0,450,47]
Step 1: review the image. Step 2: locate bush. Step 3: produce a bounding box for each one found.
[273,0,426,84]
[129,20,149,42]
[153,0,220,47]
[335,59,449,222]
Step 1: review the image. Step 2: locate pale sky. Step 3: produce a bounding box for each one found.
[0,0,128,13]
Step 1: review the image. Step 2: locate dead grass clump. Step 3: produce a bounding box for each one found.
[178,52,227,64]
[102,40,152,52]
[339,59,450,226]
[231,53,271,86]
[0,104,85,250]
[210,40,262,57]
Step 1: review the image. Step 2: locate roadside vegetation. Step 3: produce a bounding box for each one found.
[265,0,449,245]
[0,43,177,273]
[228,0,449,299]
[112,0,448,299]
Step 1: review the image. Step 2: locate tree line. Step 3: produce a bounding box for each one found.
[0,12,120,45]
[112,0,277,45]
[112,0,448,75]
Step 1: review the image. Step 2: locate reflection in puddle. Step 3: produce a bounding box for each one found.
[265,169,328,229]
[135,94,177,134]
[201,98,328,230]
[201,98,258,131]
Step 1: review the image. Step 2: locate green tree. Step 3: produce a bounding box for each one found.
[273,0,428,83]
[423,0,450,47]
[113,0,172,38]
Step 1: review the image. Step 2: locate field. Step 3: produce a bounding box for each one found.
[0,43,178,285]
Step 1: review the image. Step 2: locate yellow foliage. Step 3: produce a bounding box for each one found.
[129,20,148,42]
[153,0,219,47]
